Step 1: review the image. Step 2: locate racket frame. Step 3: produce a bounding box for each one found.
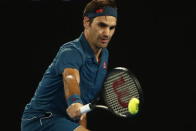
[102,67,144,118]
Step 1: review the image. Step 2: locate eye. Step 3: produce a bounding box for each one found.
[98,23,108,28]
[110,26,116,30]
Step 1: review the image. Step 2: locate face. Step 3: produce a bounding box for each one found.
[84,16,117,49]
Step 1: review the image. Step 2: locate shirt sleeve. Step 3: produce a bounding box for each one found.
[54,47,83,74]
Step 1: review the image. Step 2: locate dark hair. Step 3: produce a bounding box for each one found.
[83,0,117,23]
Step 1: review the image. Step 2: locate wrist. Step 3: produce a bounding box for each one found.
[67,94,83,106]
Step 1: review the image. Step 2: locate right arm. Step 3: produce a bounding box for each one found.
[55,46,87,128]
[63,68,87,127]
[63,68,80,99]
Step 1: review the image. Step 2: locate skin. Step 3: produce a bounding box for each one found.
[83,16,117,62]
[63,16,117,131]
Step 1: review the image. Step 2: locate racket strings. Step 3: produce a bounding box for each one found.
[104,72,140,116]
[105,77,139,97]
[105,82,138,102]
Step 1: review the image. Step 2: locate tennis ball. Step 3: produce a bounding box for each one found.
[128,98,140,115]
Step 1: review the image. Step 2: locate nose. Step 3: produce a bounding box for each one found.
[102,27,110,37]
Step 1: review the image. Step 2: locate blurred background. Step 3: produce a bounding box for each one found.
[1,0,195,130]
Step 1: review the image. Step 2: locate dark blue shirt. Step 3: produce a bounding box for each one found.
[23,33,109,116]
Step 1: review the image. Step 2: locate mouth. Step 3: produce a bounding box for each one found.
[100,38,110,44]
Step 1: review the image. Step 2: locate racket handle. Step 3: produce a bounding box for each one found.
[80,103,93,114]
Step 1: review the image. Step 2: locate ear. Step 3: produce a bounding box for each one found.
[83,16,90,29]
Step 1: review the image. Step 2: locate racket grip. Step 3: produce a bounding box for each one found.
[80,103,93,114]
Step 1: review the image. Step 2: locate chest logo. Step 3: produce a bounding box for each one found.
[103,61,107,69]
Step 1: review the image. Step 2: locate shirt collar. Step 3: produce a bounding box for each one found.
[79,32,95,59]
[79,32,107,64]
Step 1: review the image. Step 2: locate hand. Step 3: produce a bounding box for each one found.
[66,103,83,119]
[80,113,87,128]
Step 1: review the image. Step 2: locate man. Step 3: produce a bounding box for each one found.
[21,0,117,131]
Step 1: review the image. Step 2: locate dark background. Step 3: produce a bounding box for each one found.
[1,0,195,131]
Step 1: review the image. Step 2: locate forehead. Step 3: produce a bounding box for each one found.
[93,16,117,25]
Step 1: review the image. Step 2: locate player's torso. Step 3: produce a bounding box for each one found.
[23,34,109,115]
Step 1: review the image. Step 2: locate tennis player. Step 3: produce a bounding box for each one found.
[21,0,117,130]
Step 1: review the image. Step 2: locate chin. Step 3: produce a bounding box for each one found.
[100,43,108,48]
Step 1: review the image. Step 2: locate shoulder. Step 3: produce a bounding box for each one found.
[61,38,84,52]
[57,38,85,61]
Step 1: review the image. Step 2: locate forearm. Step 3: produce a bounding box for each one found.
[63,75,80,98]
[63,68,81,99]
[63,68,84,120]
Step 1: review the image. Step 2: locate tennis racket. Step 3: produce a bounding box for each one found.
[80,67,143,118]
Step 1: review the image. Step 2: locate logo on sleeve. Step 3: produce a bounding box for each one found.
[72,97,79,102]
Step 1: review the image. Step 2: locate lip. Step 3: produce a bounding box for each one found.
[100,39,109,43]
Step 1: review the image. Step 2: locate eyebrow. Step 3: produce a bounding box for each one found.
[97,22,116,29]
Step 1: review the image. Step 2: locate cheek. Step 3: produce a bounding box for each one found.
[90,26,98,34]
[89,30,98,41]
[92,29,100,38]
[111,29,116,35]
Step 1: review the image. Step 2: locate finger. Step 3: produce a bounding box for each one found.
[66,103,83,118]
[80,113,86,120]
[66,107,74,118]
[67,107,79,118]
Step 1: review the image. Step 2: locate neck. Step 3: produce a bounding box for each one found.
[84,31,102,61]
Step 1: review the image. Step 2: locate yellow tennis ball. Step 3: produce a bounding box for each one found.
[128,98,140,115]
